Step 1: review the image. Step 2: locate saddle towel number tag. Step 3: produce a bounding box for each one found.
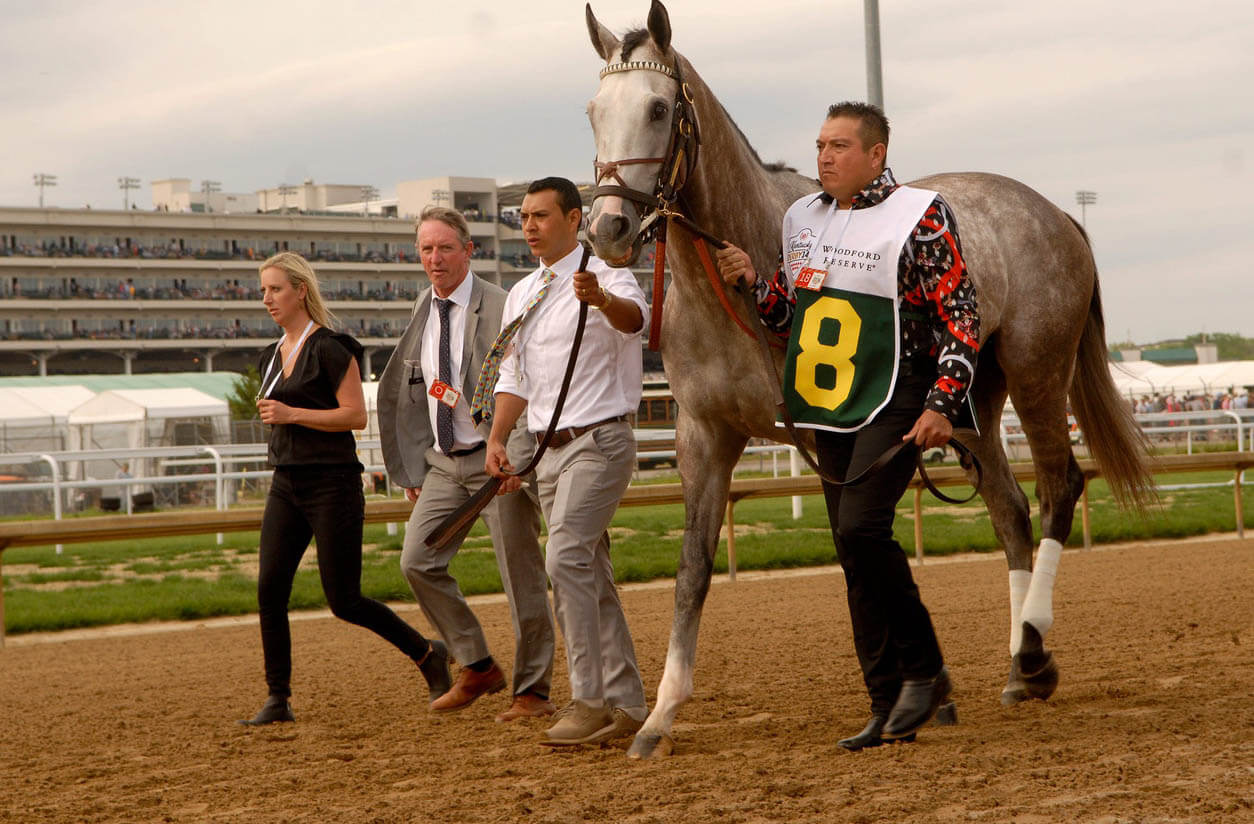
[795,267,828,291]
[429,380,461,409]
[779,185,937,433]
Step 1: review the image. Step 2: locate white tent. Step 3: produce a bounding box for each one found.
[1110,360,1254,399]
[0,385,95,453]
[68,388,228,445]
[66,389,230,491]
[360,381,383,469]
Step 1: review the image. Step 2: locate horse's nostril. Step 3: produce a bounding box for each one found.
[591,212,633,245]
[608,214,630,241]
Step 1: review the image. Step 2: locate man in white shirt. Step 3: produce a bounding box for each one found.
[484,177,650,746]
[376,206,555,722]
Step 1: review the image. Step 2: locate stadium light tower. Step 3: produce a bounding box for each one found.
[34,173,57,207]
[361,185,379,216]
[1075,190,1097,227]
[118,176,140,210]
[200,180,221,213]
[864,0,884,110]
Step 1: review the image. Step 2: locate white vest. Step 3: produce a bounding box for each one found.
[780,185,936,432]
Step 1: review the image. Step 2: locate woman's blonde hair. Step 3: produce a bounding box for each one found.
[259,251,337,329]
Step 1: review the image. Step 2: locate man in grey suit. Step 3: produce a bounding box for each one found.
[377,206,555,722]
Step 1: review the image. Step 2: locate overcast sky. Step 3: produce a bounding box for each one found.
[3,0,1251,344]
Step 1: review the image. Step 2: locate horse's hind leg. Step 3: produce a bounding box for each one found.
[1009,374,1085,702]
[627,415,746,760]
[965,354,1038,704]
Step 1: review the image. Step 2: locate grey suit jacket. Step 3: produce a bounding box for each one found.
[377,273,508,489]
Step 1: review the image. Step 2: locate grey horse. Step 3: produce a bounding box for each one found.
[584,0,1153,760]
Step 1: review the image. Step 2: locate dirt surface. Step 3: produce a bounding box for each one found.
[2,536,1252,823]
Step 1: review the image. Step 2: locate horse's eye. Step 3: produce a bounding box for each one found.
[651,101,668,122]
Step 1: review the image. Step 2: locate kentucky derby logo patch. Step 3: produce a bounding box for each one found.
[787,227,816,275]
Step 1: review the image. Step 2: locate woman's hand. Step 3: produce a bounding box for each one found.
[257,399,297,425]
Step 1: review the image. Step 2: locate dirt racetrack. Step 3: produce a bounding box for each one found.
[2,536,1252,823]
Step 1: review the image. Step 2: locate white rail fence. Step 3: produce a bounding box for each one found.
[2,411,1252,548]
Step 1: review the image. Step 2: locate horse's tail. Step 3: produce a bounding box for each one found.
[1067,218,1156,509]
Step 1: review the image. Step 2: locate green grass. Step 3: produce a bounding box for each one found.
[3,471,1249,635]
[12,569,108,585]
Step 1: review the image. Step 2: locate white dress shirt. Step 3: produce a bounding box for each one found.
[420,273,482,453]
[494,245,648,433]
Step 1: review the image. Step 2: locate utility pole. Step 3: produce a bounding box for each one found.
[117,176,140,210]
[1075,190,1097,228]
[360,185,378,217]
[34,173,57,207]
[200,180,221,213]
[864,0,884,110]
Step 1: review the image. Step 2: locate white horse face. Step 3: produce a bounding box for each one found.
[586,66,677,266]
[585,1,678,267]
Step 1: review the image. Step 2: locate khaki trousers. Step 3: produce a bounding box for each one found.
[400,438,554,698]
[535,421,645,710]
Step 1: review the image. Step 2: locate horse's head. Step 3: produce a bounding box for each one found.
[585,0,696,267]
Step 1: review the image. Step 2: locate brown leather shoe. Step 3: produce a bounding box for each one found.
[429,663,507,713]
[495,692,557,723]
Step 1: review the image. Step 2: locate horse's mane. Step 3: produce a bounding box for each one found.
[620,28,797,175]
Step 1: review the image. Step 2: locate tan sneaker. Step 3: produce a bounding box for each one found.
[586,707,644,745]
[540,701,613,746]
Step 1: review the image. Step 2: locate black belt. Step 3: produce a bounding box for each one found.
[538,414,629,449]
[446,442,486,458]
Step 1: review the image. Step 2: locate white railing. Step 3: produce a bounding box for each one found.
[4,408,1253,544]
[999,409,1253,458]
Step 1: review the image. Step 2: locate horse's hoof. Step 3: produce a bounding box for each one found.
[626,732,674,760]
[1001,687,1029,706]
[1001,659,1029,705]
[1020,651,1059,701]
[934,701,958,726]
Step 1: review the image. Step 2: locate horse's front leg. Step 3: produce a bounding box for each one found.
[627,417,747,760]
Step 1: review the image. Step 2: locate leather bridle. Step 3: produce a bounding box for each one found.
[592,58,700,244]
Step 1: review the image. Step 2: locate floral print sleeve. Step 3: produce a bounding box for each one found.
[901,196,980,421]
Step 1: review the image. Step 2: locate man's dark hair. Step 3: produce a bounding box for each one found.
[826,101,890,151]
[527,176,584,217]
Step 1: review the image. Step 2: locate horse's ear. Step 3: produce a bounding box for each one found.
[586,4,620,62]
[647,0,672,52]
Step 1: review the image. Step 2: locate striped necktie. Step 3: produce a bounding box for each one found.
[470,267,556,424]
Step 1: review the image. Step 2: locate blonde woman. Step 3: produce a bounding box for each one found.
[239,252,451,725]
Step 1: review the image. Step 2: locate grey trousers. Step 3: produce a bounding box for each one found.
[400,436,554,698]
[536,420,645,710]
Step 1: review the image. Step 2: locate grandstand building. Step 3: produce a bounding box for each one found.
[0,176,660,379]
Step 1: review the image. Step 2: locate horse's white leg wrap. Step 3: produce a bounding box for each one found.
[1008,569,1031,655]
[1021,538,1062,640]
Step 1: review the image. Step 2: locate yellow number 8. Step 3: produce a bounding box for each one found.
[795,296,861,410]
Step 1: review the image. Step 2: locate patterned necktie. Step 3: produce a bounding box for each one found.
[470,267,556,424]
[435,297,454,453]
